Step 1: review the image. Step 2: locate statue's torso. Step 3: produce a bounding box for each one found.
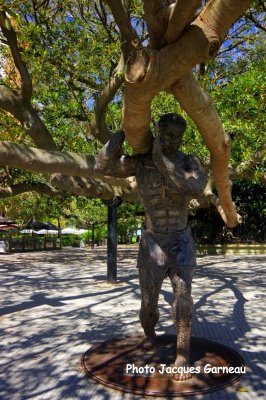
[136,156,191,233]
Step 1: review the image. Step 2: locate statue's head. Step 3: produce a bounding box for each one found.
[156,113,186,154]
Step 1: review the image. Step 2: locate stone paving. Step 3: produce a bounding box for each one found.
[0,247,265,400]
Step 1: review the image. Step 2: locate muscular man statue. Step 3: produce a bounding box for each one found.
[95,113,207,380]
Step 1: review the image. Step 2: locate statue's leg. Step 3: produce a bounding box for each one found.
[168,267,194,381]
[139,265,163,338]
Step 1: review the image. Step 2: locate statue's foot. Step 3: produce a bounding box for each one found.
[172,356,192,381]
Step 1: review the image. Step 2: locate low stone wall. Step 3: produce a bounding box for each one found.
[196,244,266,256]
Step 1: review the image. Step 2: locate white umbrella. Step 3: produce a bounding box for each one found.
[61,227,81,235]
[48,230,58,235]
[36,229,58,235]
[77,229,87,234]
[20,229,37,234]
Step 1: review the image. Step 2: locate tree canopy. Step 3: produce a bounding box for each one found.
[0,0,265,227]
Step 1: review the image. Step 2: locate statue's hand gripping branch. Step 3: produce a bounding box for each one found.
[95,113,207,381]
[94,130,138,178]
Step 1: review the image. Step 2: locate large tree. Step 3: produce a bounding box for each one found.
[0,0,265,227]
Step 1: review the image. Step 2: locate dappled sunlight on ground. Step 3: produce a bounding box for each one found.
[0,248,265,399]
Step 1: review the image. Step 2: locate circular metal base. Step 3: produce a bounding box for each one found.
[82,335,245,397]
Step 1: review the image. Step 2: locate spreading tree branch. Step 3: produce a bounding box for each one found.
[89,53,125,143]
[0,182,59,198]
[50,174,139,201]
[105,0,141,48]
[143,0,170,49]
[171,71,241,227]
[231,143,266,183]
[0,141,138,199]
[0,15,57,151]
[0,172,139,201]
[195,0,257,43]
[0,85,57,150]
[165,0,201,44]
[0,15,32,101]
[0,141,98,178]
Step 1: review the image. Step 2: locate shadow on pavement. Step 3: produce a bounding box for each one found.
[0,249,265,399]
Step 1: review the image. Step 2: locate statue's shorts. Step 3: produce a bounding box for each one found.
[137,226,196,284]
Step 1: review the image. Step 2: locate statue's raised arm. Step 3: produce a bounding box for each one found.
[94,131,137,178]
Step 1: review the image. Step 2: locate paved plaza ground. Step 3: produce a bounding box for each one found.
[0,247,265,399]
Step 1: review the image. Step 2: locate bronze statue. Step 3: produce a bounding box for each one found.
[95,113,207,380]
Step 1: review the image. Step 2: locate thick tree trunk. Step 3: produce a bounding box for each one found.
[123,0,252,152]
[171,72,241,227]
[122,0,252,227]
